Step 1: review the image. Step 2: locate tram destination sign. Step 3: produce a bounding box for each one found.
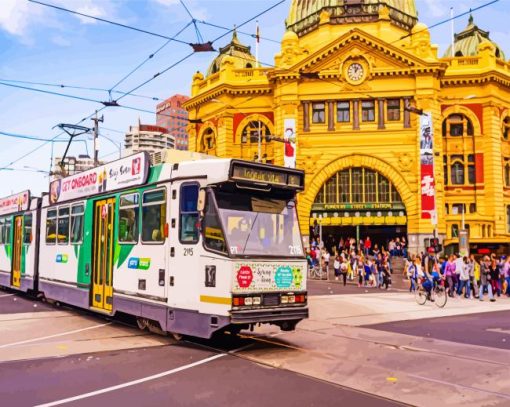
[0,190,30,215]
[230,162,304,189]
[313,203,405,210]
[49,152,150,204]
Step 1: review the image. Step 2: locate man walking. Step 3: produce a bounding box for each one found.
[479,256,496,302]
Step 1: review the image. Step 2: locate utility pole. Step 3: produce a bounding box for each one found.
[91,111,104,166]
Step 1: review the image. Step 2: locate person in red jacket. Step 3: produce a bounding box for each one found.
[364,236,372,256]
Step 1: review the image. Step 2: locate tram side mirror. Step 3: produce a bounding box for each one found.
[197,189,206,214]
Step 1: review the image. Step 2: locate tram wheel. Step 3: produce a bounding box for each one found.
[136,317,148,331]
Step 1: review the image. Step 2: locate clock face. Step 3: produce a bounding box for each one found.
[347,62,364,82]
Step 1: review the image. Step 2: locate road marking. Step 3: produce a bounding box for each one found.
[0,294,15,298]
[0,322,112,349]
[34,353,226,407]
[408,373,510,400]
[486,328,510,335]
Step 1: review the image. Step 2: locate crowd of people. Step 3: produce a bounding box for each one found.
[306,234,510,301]
[405,252,510,301]
[306,235,406,289]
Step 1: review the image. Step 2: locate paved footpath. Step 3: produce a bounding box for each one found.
[2,287,510,406]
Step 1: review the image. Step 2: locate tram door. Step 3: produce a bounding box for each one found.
[92,198,116,311]
[11,216,23,288]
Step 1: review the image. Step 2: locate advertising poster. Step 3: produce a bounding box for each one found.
[419,113,436,222]
[283,118,297,169]
[232,262,305,292]
[0,190,30,215]
[49,152,149,204]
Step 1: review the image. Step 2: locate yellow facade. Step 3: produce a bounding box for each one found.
[184,0,510,254]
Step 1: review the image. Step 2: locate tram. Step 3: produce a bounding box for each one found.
[0,150,308,338]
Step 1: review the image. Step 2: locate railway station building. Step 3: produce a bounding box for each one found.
[183,0,510,255]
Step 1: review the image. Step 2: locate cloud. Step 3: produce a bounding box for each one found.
[0,0,119,41]
[51,35,71,47]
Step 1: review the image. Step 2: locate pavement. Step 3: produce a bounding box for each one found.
[1,282,510,406]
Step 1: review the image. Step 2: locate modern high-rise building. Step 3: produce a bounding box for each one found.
[124,124,175,155]
[184,0,510,255]
[156,94,189,150]
[52,155,98,178]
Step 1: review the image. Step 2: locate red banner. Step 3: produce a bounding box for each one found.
[419,113,436,223]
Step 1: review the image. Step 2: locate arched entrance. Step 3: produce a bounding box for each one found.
[309,166,407,253]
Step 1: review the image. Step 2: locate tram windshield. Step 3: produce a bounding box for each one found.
[212,190,303,257]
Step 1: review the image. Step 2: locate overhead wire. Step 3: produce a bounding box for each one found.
[28,0,191,45]
[0,78,162,101]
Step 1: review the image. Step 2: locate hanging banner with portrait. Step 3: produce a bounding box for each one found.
[283,118,296,169]
[419,112,436,222]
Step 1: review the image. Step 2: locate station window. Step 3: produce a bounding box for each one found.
[46,209,57,244]
[450,157,465,185]
[57,206,70,245]
[361,100,375,122]
[451,224,459,238]
[179,184,199,244]
[469,203,477,213]
[312,102,325,123]
[452,203,465,215]
[503,117,510,140]
[71,204,84,244]
[119,193,139,244]
[336,101,350,123]
[387,99,401,121]
[442,114,474,137]
[24,214,32,244]
[504,158,510,187]
[142,189,166,243]
[507,206,510,233]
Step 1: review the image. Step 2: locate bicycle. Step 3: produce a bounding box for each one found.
[308,262,327,280]
[415,278,448,308]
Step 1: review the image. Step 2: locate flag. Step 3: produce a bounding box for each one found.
[256,21,260,43]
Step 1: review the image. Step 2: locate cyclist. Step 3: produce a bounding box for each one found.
[418,255,435,301]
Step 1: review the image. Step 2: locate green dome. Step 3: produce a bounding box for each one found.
[443,15,505,59]
[286,0,418,36]
[206,30,256,76]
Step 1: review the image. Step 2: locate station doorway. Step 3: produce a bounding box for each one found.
[309,166,407,253]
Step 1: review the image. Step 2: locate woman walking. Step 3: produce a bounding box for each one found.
[444,255,456,298]
[479,256,496,302]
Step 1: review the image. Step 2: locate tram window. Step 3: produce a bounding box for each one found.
[46,209,57,244]
[119,193,139,244]
[71,204,84,244]
[179,184,199,244]
[0,218,4,244]
[203,192,227,254]
[57,206,70,245]
[142,189,166,243]
[23,214,32,244]
[4,218,11,244]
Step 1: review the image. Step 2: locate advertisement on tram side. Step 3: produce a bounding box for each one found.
[0,190,30,215]
[49,152,149,204]
[232,262,305,292]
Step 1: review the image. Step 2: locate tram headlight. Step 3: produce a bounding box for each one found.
[288,295,295,304]
[244,297,253,306]
[252,297,261,305]
[280,295,288,304]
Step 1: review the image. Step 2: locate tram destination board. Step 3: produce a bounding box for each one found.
[230,161,304,189]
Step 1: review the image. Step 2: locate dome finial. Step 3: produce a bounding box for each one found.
[468,13,474,25]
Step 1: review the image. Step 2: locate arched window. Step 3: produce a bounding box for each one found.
[240,120,271,144]
[442,113,474,137]
[200,128,216,155]
[503,117,510,140]
[313,167,402,206]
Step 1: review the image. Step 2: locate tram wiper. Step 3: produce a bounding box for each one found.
[241,213,259,255]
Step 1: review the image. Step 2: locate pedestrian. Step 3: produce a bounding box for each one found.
[322,249,330,277]
[444,255,456,297]
[502,256,510,297]
[479,256,496,302]
[457,256,471,298]
[333,255,341,281]
[340,256,348,286]
[407,256,417,292]
[489,258,501,297]
[468,254,479,298]
[381,259,391,289]
[364,236,372,256]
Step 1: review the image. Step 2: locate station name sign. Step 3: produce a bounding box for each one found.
[230,162,304,189]
[0,190,30,215]
[49,152,150,204]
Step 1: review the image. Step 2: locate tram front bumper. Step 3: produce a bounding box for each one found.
[230,306,308,324]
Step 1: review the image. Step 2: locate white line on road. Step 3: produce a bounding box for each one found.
[408,373,510,400]
[34,353,227,407]
[486,328,510,335]
[0,322,112,349]
[0,294,15,298]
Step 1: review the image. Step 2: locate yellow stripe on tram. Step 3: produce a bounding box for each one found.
[199,295,231,305]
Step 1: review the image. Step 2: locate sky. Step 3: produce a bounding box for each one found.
[0,0,509,198]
